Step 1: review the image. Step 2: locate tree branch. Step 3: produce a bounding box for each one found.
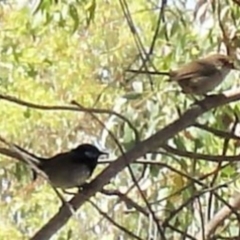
[29,88,240,240]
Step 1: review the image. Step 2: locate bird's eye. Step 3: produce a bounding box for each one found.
[222,58,234,68]
[85,151,98,158]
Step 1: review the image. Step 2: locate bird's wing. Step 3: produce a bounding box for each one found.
[171,61,218,82]
[40,151,93,188]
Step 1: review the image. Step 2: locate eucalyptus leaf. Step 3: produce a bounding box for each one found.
[23,109,31,119]
[173,136,187,151]
[121,92,143,100]
[69,4,79,34]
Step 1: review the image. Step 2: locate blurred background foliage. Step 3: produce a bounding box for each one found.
[0,0,240,239]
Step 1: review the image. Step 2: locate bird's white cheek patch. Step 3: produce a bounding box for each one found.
[85,151,98,159]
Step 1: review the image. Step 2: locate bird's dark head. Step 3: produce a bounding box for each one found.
[72,144,107,174]
[73,143,108,160]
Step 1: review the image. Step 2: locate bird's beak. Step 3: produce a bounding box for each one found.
[99,151,109,157]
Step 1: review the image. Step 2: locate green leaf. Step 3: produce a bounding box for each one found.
[23,108,31,119]
[149,164,160,177]
[69,4,79,34]
[173,136,186,151]
[85,0,96,27]
[121,92,143,100]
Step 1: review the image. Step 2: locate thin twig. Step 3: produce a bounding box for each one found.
[88,199,144,240]
[71,100,164,237]
[0,93,139,143]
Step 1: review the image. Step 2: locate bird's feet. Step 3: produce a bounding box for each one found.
[77,183,90,192]
[62,183,90,195]
[192,93,219,110]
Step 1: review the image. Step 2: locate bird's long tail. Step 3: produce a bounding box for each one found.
[12,144,42,165]
[12,144,45,181]
[126,69,170,76]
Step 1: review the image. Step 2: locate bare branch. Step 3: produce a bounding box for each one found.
[0,93,139,142]
[100,188,150,217]
[161,144,240,162]
[71,100,164,237]
[30,88,240,240]
[89,199,144,240]
[195,193,240,240]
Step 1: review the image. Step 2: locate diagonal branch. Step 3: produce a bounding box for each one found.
[89,199,144,240]
[161,144,240,162]
[0,93,139,142]
[195,193,240,240]
[26,88,240,240]
[71,100,164,236]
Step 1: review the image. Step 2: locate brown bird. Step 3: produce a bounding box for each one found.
[127,54,236,95]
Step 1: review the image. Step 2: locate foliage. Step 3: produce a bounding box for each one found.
[0,0,240,239]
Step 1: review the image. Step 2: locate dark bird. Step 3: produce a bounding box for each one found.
[14,143,107,189]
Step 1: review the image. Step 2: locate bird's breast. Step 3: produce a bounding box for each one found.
[44,163,91,189]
